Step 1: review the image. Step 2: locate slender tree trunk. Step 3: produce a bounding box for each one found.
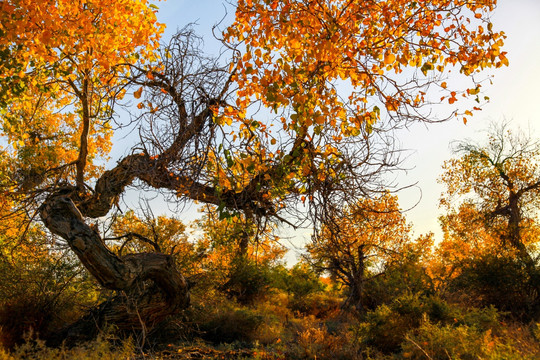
[345,246,366,313]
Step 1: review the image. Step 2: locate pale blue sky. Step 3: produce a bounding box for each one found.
[145,0,540,260]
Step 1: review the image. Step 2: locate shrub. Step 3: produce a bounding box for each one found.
[402,321,538,360]
[461,305,500,332]
[198,306,264,344]
[284,316,361,360]
[288,293,342,319]
[359,293,458,353]
[363,260,434,311]
[221,258,273,304]
[359,292,513,357]
[449,255,540,320]
[270,263,325,299]
[3,334,135,360]
[401,322,489,360]
[0,251,94,349]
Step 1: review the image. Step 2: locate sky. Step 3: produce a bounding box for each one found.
[145,0,540,260]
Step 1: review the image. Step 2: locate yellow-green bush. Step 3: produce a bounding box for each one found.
[284,315,361,360]
[363,259,434,311]
[359,293,457,353]
[288,293,342,319]
[1,335,135,360]
[401,321,538,360]
[0,240,96,349]
[357,292,504,355]
[401,322,489,359]
[448,255,540,321]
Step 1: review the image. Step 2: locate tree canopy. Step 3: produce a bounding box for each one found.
[439,123,540,268]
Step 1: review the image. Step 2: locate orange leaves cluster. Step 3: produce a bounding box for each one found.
[0,0,163,82]
[226,0,505,137]
[309,193,412,266]
[197,209,286,271]
[0,0,164,185]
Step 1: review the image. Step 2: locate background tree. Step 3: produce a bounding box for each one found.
[0,0,507,343]
[439,123,540,268]
[109,209,206,279]
[307,192,418,312]
[196,207,286,303]
[438,122,540,318]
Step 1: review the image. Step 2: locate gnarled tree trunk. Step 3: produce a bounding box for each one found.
[40,193,190,345]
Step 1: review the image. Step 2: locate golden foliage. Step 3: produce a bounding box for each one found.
[0,0,164,185]
[226,0,506,137]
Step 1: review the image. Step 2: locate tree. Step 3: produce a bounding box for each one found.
[196,207,286,303]
[439,123,540,269]
[0,0,164,188]
[0,0,506,342]
[307,192,421,312]
[438,123,540,317]
[0,0,187,342]
[227,0,506,128]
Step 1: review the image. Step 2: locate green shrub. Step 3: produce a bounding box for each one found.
[288,293,341,319]
[449,255,540,320]
[401,321,538,360]
[363,260,434,311]
[0,250,95,349]
[401,322,488,360]
[199,306,264,344]
[461,305,501,332]
[359,293,459,353]
[270,263,325,300]
[221,258,273,304]
[360,303,412,353]
[359,292,513,357]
